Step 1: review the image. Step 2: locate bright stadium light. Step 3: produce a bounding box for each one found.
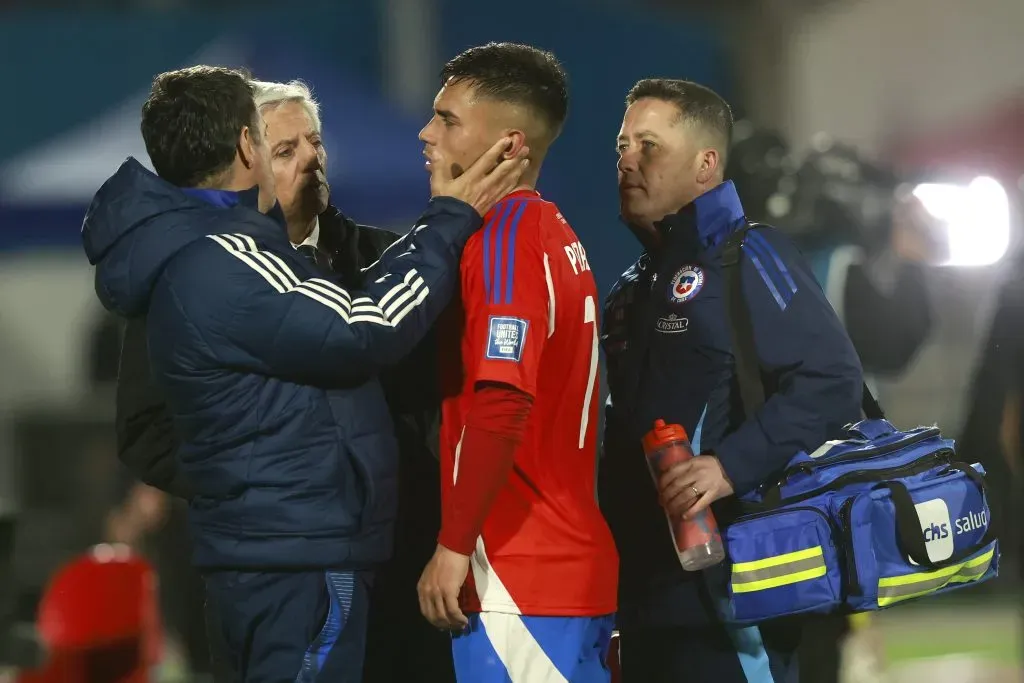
[912,176,1010,267]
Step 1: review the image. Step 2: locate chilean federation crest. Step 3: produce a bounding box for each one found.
[668,265,705,304]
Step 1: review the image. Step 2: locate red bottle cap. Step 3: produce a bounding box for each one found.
[642,419,690,454]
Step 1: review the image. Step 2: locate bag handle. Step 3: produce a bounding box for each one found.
[877,463,992,570]
[722,225,885,421]
[845,419,898,441]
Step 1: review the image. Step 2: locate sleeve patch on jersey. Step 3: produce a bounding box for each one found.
[485,316,529,362]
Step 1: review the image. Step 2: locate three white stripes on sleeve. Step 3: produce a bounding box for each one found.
[207,233,429,327]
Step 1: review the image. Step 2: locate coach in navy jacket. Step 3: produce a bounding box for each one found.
[87,157,468,567]
[81,66,525,683]
[601,80,864,682]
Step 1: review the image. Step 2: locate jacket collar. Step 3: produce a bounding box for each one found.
[293,217,321,249]
[181,185,263,208]
[181,185,288,226]
[655,180,746,250]
[181,187,242,208]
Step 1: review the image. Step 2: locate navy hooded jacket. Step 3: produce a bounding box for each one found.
[599,181,864,628]
[82,158,481,569]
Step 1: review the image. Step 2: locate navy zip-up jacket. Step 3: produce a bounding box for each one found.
[82,158,481,569]
[598,181,864,628]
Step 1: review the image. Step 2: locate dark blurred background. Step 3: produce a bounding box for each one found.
[0,0,1022,680]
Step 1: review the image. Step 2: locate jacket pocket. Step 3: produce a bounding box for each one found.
[724,504,842,624]
[344,431,399,533]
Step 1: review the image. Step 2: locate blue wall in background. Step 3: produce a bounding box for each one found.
[0,2,381,159]
[0,0,731,295]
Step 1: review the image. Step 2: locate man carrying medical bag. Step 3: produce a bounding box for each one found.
[718,224,999,628]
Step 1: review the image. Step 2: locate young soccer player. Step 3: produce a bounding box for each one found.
[417,43,619,683]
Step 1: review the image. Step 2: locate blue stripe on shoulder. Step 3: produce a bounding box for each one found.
[747,230,798,295]
[742,238,789,303]
[503,202,528,304]
[745,248,788,310]
[482,202,513,303]
[491,201,513,305]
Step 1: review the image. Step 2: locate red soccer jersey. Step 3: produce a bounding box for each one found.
[438,190,619,616]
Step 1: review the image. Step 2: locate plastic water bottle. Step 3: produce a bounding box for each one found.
[642,419,726,571]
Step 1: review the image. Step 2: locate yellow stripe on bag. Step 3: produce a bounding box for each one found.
[876,548,994,607]
[732,546,824,572]
[731,545,828,594]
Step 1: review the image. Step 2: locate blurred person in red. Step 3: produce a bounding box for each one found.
[417,42,619,682]
[84,311,202,680]
[16,545,160,683]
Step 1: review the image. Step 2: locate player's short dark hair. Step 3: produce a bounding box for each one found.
[626,78,733,166]
[141,65,259,188]
[441,42,569,140]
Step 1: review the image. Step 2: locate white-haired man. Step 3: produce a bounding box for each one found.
[251,81,330,246]
[254,78,456,682]
[114,79,457,682]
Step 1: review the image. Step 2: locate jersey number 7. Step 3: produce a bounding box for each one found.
[579,295,599,448]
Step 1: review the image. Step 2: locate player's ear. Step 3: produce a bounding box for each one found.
[504,130,527,160]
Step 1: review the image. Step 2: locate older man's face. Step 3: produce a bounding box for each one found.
[263,100,329,225]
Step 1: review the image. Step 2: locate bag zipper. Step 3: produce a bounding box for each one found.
[839,498,860,595]
[782,428,942,485]
[731,504,833,527]
[765,449,953,509]
[780,427,942,484]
